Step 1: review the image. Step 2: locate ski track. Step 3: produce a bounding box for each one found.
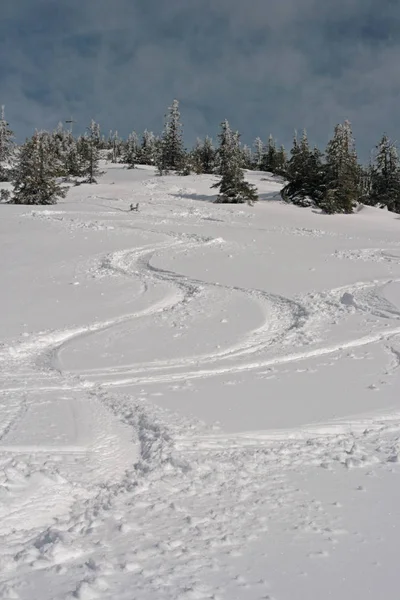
[2,179,400,599]
[60,264,400,387]
[6,221,400,390]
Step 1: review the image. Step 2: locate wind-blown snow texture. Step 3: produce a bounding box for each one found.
[1,165,400,600]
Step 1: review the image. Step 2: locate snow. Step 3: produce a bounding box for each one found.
[1,163,400,599]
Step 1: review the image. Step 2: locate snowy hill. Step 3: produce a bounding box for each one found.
[1,164,400,600]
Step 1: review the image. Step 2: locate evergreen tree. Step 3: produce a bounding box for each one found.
[308,146,326,205]
[186,137,216,175]
[98,133,108,150]
[213,120,258,205]
[190,139,206,174]
[202,136,216,174]
[49,123,73,177]
[157,99,185,173]
[11,131,67,205]
[275,144,288,176]
[369,135,400,212]
[0,106,15,181]
[78,121,103,183]
[282,131,324,206]
[360,161,374,206]
[261,134,278,173]
[253,137,265,170]
[137,130,157,165]
[63,131,83,178]
[196,136,216,174]
[122,132,139,169]
[106,130,114,150]
[177,151,194,176]
[88,119,101,148]
[215,120,235,176]
[241,144,253,169]
[49,125,85,179]
[109,131,123,163]
[322,121,361,214]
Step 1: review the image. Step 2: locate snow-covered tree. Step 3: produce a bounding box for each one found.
[157,99,185,174]
[360,161,374,205]
[182,137,216,176]
[77,121,103,183]
[241,144,253,169]
[275,144,288,176]
[213,120,258,205]
[188,139,205,174]
[253,137,265,170]
[0,106,15,181]
[49,123,74,177]
[11,131,67,205]
[369,135,400,212]
[122,131,139,169]
[137,130,157,165]
[261,135,278,172]
[322,121,361,214]
[201,136,216,174]
[282,131,324,207]
[283,131,312,205]
[63,131,84,178]
[109,131,123,163]
[215,120,235,176]
[192,136,216,174]
[88,119,101,148]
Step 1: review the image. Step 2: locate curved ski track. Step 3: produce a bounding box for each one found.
[2,224,400,393]
[57,242,400,387]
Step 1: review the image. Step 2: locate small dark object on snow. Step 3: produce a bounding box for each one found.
[130,202,139,212]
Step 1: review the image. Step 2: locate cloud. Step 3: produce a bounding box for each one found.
[1,0,400,159]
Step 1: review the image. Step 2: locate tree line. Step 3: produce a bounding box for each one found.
[1,100,400,213]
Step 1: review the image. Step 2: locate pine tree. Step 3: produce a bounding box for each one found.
[109,131,123,163]
[137,130,157,165]
[369,135,400,212]
[197,136,216,174]
[0,106,15,181]
[360,161,374,206]
[50,125,85,179]
[177,152,194,176]
[215,120,235,176]
[253,137,265,170]
[63,132,83,178]
[203,136,216,174]
[261,134,278,173]
[213,120,258,205]
[322,121,361,214]
[78,121,103,183]
[122,132,139,169]
[275,145,288,176]
[308,146,326,205]
[190,139,206,174]
[187,137,216,175]
[49,123,74,177]
[11,131,67,205]
[282,131,324,206]
[88,119,101,148]
[241,144,253,169]
[157,99,185,174]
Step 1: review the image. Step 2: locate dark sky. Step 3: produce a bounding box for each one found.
[1,0,399,159]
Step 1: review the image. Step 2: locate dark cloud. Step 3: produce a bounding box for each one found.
[1,0,400,158]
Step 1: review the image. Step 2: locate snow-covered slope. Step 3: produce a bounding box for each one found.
[1,164,400,599]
